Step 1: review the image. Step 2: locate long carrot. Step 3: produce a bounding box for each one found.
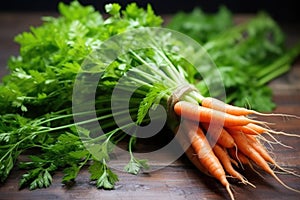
[185,145,210,175]
[173,126,210,175]
[174,101,265,127]
[202,123,235,148]
[228,147,265,178]
[243,123,300,138]
[228,124,296,148]
[231,130,300,193]
[201,97,300,118]
[245,134,300,178]
[228,124,261,135]
[213,144,255,187]
[182,120,235,200]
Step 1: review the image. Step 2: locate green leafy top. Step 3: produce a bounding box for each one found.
[0,1,162,116]
[0,1,163,190]
[167,6,233,44]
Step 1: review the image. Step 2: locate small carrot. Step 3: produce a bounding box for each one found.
[213,144,255,187]
[182,120,235,200]
[201,97,300,118]
[231,130,300,193]
[202,123,235,148]
[174,101,265,127]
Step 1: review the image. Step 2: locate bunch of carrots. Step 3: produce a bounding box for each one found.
[172,96,300,200]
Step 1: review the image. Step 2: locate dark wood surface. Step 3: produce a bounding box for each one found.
[0,12,300,200]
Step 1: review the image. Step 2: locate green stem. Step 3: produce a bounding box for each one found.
[129,50,178,86]
[257,64,290,86]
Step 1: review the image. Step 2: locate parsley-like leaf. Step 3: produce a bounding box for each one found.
[89,160,118,189]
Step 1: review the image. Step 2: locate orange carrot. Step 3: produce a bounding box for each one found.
[201,97,300,118]
[174,101,265,127]
[228,124,261,135]
[244,135,274,163]
[185,145,210,175]
[213,144,255,187]
[173,125,210,175]
[245,134,300,178]
[231,130,300,193]
[202,123,235,148]
[228,147,265,178]
[245,123,300,138]
[182,120,235,200]
[228,148,250,166]
[201,97,252,116]
[228,124,297,148]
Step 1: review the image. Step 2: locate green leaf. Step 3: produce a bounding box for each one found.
[88,160,104,180]
[0,154,14,182]
[124,158,149,175]
[89,160,118,189]
[167,6,233,44]
[137,83,168,124]
[234,86,275,112]
[62,165,80,183]
[68,150,89,159]
[105,3,121,16]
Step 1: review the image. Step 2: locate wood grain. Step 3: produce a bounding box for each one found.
[0,12,300,200]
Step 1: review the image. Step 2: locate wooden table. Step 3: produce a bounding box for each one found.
[0,12,300,200]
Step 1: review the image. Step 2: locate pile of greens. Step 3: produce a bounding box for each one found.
[0,1,299,190]
[0,1,163,189]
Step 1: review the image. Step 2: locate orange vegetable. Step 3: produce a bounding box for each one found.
[181,120,235,200]
[231,130,300,193]
[174,101,265,127]
[202,123,235,148]
[213,144,255,187]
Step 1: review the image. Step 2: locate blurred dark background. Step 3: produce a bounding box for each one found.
[0,0,299,23]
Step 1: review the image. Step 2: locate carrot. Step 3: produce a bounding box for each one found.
[201,97,252,116]
[213,144,255,187]
[228,147,265,178]
[174,101,265,127]
[185,145,210,175]
[245,135,275,163]
[231,130,300,193]
[182,120,235,200]
[228,124,296,148]
[245,134,300,178]
[228,124,261,135]
[201,97,300,118]
[246,123,300,138]
[202,123,235,148]
[228,148,250,166]
[173,125,210,175]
